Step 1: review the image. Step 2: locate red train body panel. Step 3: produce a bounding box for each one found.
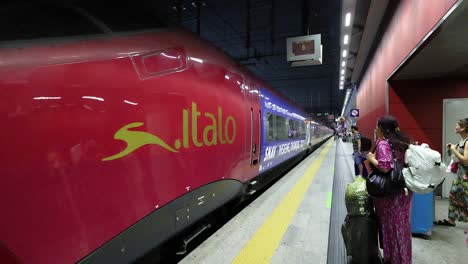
[0,3,332,263]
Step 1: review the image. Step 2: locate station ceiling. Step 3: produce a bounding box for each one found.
[152,0,387,124]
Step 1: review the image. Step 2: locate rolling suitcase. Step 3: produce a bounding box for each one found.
[411,192,434,239]
[342,215,382,264]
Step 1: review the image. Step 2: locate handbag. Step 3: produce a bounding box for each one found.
[448,159,458,174]
[366,141,406,197]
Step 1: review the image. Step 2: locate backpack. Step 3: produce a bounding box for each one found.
[402,143,447,194]
[360,135,372,152]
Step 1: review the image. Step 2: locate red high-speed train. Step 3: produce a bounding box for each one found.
[0,1,333,263]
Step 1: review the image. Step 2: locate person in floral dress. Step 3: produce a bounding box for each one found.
[366,116,412,264]
[435,118,468,226]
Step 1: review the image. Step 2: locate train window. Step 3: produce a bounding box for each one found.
[77,0,166,32]
[275,115,289,141]
[266,112,304,142]
[298,121,306,139]
[311,125,317,135]
[0,2,103,42]
[266,112,275,142]
[288,119,297,139]
[288,119,306,139]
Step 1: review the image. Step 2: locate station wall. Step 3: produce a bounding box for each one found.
[389,77,468,153]
[356,0,459,141]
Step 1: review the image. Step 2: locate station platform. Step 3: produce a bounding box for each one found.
[179,139,468,264]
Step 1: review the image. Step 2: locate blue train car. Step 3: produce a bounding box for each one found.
[259,88,312,173]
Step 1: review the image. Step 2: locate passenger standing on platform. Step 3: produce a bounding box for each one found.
[435,118,468,227]
[337,117,347,140]
[351,125,364,177]
[366,115,412,264]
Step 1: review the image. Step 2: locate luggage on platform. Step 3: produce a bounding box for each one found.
[342,177,382,264]
[402,143,446,194]
[411,192,434,239]
[342,215,382,264]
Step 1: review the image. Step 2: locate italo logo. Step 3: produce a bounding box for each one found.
[102,102,236,161]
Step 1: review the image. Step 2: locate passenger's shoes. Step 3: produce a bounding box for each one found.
[412,233,430,239]
[434,219,456,227]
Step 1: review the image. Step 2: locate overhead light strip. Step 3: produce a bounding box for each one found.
[345,13,351,27]
[338,2,356,119]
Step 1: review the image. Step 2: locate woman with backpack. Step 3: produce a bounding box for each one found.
[435,118,468,227]
[366,115,412,264]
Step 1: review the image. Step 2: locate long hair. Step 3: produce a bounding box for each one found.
[377,115,411,156]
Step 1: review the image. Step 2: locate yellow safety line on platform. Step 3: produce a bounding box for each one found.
[232,139,333,264]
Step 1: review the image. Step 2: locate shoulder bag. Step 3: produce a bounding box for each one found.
[366,142,406,197]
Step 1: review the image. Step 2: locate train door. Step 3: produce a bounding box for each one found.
[305,120,311,148]
[247,81,261,166]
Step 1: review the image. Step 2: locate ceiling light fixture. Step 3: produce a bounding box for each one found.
[345,13,351,27]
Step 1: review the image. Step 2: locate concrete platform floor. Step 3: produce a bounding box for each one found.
[412,198,468,264]
[179,140,336,264]
[177,140,468,263]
